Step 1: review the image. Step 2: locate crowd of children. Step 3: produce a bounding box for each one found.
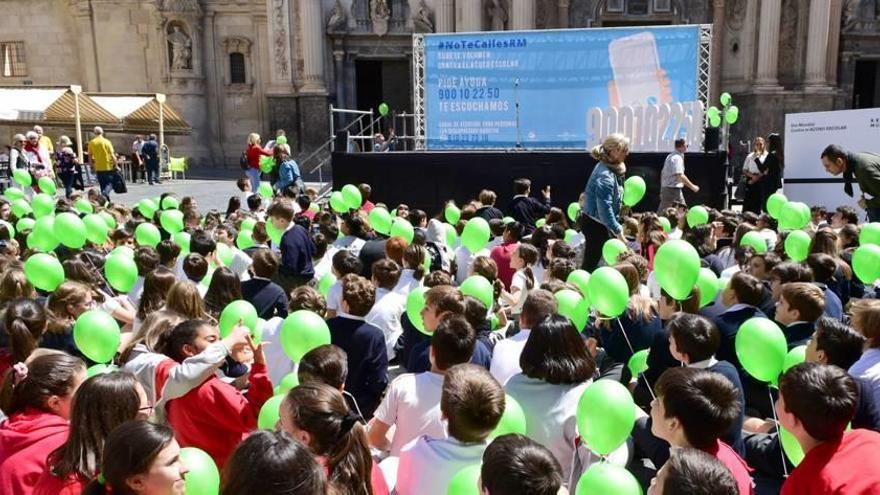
[0,173,879,495]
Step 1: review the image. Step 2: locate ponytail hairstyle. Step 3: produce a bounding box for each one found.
[403,244,426,281]
[82,420,176,495]
[4,297,47,364]
[516,243,540,291]
[47,372,142,482]
[285,383,373,495]
[0,268,34,305]
[0,352,85,417]
[590,133,630,170]
[222,430,328,495]
[137,267,176,321]
[471,256,503,303]
[46,281,92,334]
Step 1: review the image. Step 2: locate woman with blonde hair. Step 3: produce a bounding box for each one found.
[245,133,272,193]
[580,133,630,270]
[165,280,213,322]
[42,281,95,358]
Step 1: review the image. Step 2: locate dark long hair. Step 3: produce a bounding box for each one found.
[222,430,327,495]
[285,383,373,495]
[47,372,142,482]
[519,315,595,385]
[0,352,85,416]
[137,267,176,321]
[203,267,242,318]
[82,420,176,495]
[4,297,46,364]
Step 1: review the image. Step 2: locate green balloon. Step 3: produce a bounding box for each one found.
[98,211,115,229]
[445,204,461,224]
[74,309,121,363]
[24,253,64,291]
[308,202,320,213]
[783,345,807,373]
[16,217,35,233]
[779,426,805,466]
[462,217,490,253]
[628,349,650,377]
[236,229,255,250]
[105,253,138,293]
[110,245,135,259]
[860,223,880,246]
[138,199,158,219]
[686,205,709,227]
[696,267,720,307]
[179,447,220,495]
[567,202,581,222]
[259,155,274,173]
[173,231,191,255]
[280,310,331,362]
[257,394,285,430]
[275,372,300,396]
[784,230,812,262]
[29,216,58,252]
[342,184,362,210]
[535,218,546,228]
[720,92,732,107]
[160,209,184,234]
[369,207,393,235]
[378,102,390,116]
[766,192,787,219]
[135,222,161,247]
[490,394,527,439]
[259,181,274,199]
[161,196,180,210]
[240,218,257,232]
[13,168,32,187]
[83,214,109,244]
[86,364,119,378]
[577,380,636,454]
[853,244,880,284]
[622,176,647,207]
[654,240,701,300]
[566,269,591,300]
[564,229,577,244]
[445,223,457,248]
[0,221,14,239]
[37,176,56,196]
[53,212,87,249]
[658,216,672,233]
[446,464,480,495]
[390,218,415,244]
[587,267,629,317]
[575,463,641,495]
[318,273,336,299]
[740,231,767,254]
[460,275,494,311]
[11,198,32,219]
[31,193,55,218]
[709,114,722,128]
[725,105,739,125]
[216,243,234,268]
[266,220,283,246]
[555,289,589,331]
[735,317,788,385]
[75,198,94,215]
[779,201,810,230]
[707,106,721,119]
[4,187,24,201]
[329,191,348,213]
[501,216,514,224]
[602,238,628,266]
[406,287,429,336]
[219,300,259,340]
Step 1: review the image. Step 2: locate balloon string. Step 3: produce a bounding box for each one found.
[616,318,656,401]
[769,385,789,478]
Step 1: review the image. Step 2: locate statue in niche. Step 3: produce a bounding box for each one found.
[487,0,507,31]
[412,0,434,32]
[167,25,192,70]
[371,0,391,36]
[327,0,348,32]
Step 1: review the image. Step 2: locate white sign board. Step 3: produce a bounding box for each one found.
[784,107,880,210]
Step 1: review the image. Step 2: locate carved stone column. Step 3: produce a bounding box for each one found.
[804,0,831,90]
[299,0,326,93]
[334,50,346,107]
[825,0,843,87]
[510,0,536,29]
[266,0,293,88]
[436,0,455,32]
[456,0,482,31]
[754,0,782,90]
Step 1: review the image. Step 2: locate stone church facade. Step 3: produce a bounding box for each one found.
[0,0,877,167]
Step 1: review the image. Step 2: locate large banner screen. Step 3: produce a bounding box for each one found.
[423,26,703,150]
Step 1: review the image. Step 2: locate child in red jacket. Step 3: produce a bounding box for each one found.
[160,319,272,469]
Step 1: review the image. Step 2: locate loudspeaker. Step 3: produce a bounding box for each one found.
[704,127,720,151]
[334,130,349,152]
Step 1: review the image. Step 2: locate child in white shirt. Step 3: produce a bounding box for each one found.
[392,244,425,297]
[324,250,363,318]
[366,259,407,360]
[501,244,540,317]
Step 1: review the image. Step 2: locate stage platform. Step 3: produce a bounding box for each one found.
[332,151,728,215]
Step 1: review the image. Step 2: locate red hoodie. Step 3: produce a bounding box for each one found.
[0,408,69,495]
[166,363,272,469]
[33,471,85,495]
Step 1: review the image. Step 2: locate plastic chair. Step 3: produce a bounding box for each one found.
[169,156,187,181]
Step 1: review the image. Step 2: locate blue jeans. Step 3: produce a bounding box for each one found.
[97,171,114,198]
[246,168,261,193]
[146,161,160,184]
[59,172,75,198]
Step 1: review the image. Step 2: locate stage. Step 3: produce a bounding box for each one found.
[331,151,728,215]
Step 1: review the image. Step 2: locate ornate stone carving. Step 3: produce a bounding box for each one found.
[777,0,800,81]
[487,0,508,30]
[327,0,348,32]
[272,0,289,78]
[167,24,192,70]
[371,0,390,35]
[725,0,745,31]
[159,0,200,13]
[412,0,435,32]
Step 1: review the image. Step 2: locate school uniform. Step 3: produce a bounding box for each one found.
[327,315,389,418]
[713,304,766,370]
[373,371,446,456]
[365,288,406,360]
[490,329,530,386]
[396,436,488,495]
[692,357,747,457]
[594,309,662,368]
[0,408,69,495]
[398,312,430,371]
[815,282,844,320]
[781,321,815,349]
[241,276,289,319]
[507,195,551,235]
[408,338,492,374]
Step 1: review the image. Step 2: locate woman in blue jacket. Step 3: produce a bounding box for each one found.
[274,144,303,193]
[579,133,630,270]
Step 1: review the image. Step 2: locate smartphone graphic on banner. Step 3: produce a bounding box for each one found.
[608,32,666,107]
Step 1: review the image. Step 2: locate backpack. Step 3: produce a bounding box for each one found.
[239,151,249,170]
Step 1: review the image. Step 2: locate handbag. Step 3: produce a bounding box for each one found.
[111,169,127,194]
